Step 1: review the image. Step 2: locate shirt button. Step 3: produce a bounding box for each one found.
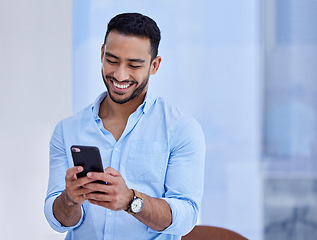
[108,211,113,216]
[114,148,119,152]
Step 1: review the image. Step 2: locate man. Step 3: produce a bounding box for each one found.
[45,13,205,239]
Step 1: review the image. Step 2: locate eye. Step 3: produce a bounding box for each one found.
[106,58,117,64]
[129,65,141,69]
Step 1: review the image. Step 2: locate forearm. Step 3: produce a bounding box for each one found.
[53,190,82,227]
[134,193,172,232]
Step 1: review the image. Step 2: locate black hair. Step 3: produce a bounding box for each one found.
[104,13,161,61]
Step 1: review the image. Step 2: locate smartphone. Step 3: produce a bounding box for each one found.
[70,145,104,180]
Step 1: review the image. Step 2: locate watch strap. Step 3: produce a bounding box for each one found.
[133,189,142,200]
[125,189,143,215]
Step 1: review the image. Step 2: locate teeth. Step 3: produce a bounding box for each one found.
[113,82,130,89]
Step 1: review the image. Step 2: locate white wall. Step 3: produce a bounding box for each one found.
[0,1,72,239]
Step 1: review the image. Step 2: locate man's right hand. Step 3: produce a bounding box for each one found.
[53,166,97,227]
[64,166,96,206]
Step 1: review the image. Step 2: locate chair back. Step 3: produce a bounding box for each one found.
[182,225,248,240]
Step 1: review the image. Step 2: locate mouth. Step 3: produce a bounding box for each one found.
[113,81,131,89]
[106,76,135,94]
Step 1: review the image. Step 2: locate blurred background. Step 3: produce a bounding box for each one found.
[1,0,316,239]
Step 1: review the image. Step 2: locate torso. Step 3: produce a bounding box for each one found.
[99,95,142,141]
[101,117,128,141]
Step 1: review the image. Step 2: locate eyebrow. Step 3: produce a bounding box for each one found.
[105,52,145,63]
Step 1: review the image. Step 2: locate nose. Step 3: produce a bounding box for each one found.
[113,64,129,81]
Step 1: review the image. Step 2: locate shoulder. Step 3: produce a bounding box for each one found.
[54,104,93,131]
[155,97,201,126]
[151,96,204,140]
[152,97,185,121]
[58,91,106,128]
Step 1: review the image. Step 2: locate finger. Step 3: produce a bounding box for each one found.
[65,176,97,197]
[66,180,97,204]
[85,191,114,202]
[67,166,84,175]
[77,185,98,195]
[87,172,115,184]
[104,167,120,176]
[76,176,98,187]
[66,166,83,181]
[87,197,121,211]
[83,182,109,193]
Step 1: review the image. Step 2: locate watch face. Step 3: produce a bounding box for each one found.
[131,198,143,213]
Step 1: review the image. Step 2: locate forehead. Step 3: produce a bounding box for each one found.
[104,31,152,60]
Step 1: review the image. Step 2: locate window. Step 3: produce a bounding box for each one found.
[263,1,317,239]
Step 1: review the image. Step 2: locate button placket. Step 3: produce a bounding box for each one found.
[110,144,120,170]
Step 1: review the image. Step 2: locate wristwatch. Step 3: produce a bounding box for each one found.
[126,189,143,215]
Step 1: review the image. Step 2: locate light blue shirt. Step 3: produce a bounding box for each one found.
[44,91,205,240]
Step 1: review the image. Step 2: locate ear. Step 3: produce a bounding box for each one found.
[101,44,105,63]
[150,56,162,75]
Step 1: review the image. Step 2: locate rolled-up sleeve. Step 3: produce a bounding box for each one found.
[44,193,84,232]
[158,116,205,236]
[44,121,84,233]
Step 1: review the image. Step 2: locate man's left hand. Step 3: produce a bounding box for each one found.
[82,167,134,211]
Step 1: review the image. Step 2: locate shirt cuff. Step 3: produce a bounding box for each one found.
[147,197,197,236]
[44,194,84,233]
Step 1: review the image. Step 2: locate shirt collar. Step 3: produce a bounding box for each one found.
[91,91,107,120]
[91,90,156,119]
[142,90,156,113]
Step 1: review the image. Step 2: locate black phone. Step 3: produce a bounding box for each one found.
[70,145,104,179]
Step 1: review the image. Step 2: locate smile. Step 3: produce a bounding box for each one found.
[113,81,131,89]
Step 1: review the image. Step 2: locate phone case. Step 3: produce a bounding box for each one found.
[70,145,104,179]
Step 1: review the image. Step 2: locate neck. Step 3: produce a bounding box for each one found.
[99,92,146,120]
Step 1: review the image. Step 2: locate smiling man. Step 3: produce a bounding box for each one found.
[44,13,205,240]
[102,32,155,105]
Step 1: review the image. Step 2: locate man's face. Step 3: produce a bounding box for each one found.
[101,31,161,104]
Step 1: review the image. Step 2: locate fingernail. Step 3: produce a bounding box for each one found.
[87,172,92,178]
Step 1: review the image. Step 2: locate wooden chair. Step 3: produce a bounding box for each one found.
[182,225,248,240]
